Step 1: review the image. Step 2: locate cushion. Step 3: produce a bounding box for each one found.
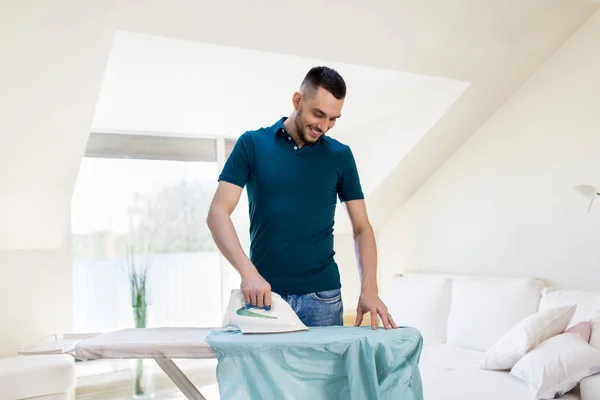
[0,354,75,399]
[540,288,600,327]
[580,372,600,400]
[566,320,592,343]
[383,274,452,343]
[421,368,560,400]
[479,305,576,370]
[419,343,484,374]
[510,333,600,399]
[446,276,545,351]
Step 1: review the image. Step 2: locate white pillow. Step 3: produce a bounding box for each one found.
[479,305,576,370]
[446,277,545,351]
[384,274,452,344]
[510,333,600,399]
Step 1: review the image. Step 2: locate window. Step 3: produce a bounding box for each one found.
[71,133,247,332]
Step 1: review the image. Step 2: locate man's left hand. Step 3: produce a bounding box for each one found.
[354,289,398,330]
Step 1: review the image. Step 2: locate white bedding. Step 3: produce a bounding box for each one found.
[72,327,217,360]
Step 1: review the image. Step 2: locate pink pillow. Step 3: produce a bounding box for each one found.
[565,321,592,343]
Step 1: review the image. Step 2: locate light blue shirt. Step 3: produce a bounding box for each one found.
[205,325,424,400]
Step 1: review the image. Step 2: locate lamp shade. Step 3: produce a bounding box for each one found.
[574,184,599,213]
[574,184,598,199]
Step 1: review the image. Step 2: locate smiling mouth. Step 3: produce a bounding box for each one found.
[309,127,321,138]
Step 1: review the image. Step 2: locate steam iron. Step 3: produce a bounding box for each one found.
[222,289,309,334]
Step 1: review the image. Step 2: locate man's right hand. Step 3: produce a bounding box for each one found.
[240,270,272,309]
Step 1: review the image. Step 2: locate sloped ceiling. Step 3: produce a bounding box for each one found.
[90,30,469,202]
[1,0,598,249]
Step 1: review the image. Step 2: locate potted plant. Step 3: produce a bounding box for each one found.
[126,246,154,399]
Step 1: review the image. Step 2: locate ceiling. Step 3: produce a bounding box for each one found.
[111,0,595,80]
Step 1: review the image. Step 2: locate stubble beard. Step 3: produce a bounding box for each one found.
[294,113,310,144]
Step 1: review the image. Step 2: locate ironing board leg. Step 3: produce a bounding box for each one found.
[154,358,207,400]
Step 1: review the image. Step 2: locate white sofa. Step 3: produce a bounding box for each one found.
[0,354,75,400]
[384,272,600,400]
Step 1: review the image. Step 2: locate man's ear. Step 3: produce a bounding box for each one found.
[292,91,302,110]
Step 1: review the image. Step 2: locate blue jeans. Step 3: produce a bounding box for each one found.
[280,288,344,327]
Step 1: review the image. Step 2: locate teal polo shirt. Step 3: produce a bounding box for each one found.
[218,117,364,295]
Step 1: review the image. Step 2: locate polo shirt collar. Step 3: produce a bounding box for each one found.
[273,116,329,145]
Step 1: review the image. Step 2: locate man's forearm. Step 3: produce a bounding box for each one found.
[206,207,256,278]
[354,225,378,293]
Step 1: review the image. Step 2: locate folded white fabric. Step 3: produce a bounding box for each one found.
[510,332,600,399]
[479,305,576,370]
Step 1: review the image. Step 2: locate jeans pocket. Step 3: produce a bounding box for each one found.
[310,289,342,303]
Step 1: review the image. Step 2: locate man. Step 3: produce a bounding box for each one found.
[206,66,396,330]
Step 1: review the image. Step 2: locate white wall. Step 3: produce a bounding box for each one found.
[0,243,73,358]
[0,2,117,357]
[379,11,600,293]
[0,2,117,250]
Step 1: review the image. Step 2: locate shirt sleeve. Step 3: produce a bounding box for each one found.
[337,146,365,203]
[218,132,254,188]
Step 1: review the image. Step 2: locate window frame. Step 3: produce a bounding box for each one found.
[79,130,240,317]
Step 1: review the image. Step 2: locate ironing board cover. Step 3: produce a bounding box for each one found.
[71,327,217,360]
[205,325,424,400]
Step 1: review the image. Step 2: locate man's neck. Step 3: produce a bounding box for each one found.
[283,115,307,148]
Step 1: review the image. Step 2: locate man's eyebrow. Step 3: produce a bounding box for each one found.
[314,108,341,119]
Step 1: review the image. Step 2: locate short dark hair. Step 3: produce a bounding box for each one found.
[301,66,346,100]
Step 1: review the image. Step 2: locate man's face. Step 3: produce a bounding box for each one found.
[294,86,343,145]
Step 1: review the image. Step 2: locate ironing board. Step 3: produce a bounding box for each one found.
[18,327,218,400]
[19,326,424,400]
